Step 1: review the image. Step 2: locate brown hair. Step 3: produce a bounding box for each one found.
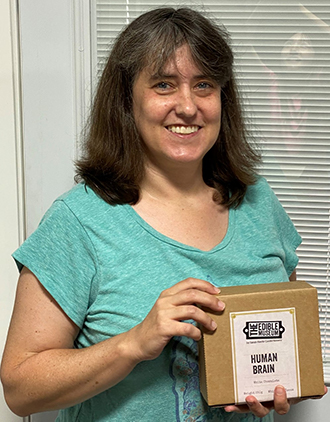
[75,7,261,207]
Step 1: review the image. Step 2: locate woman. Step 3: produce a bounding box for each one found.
[1,7,306,421]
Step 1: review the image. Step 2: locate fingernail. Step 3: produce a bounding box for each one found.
[246,398,254,406]
[218,300,225,310]
[213,286,221,294]
[211,320,217,330]
[276,386,285,396]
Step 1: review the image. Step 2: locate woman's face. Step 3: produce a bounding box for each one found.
[132,44,222,173]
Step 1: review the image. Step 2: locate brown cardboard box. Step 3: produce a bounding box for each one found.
[199,281,324,406]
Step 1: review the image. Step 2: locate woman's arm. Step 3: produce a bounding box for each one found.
[0,267,223,416]
[0,267,142,416]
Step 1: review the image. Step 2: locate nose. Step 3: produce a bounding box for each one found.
[175,87,198,118]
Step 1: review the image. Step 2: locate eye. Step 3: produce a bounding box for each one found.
[194,80,219,97]
[155,81,171,91]
[196,81,212,90]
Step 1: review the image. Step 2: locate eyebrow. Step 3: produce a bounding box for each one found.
[149,73,173,81]
[148,72,215,81]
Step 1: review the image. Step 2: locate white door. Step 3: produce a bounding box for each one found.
[3,0,86,420]
[19,0,77,236]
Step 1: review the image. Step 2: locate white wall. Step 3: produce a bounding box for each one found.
[19,0,77,236]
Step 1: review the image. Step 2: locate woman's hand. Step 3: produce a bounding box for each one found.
[224,386,290,417]
[224,385,328,417]
[128,278,224,362]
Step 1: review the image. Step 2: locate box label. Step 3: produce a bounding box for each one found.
[230,308,300,404]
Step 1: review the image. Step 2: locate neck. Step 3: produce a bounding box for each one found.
[140,162,208,202]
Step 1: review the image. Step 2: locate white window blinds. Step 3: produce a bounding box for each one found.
[92,0,330,384]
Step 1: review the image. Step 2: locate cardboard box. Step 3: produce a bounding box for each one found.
[199,281,324,406]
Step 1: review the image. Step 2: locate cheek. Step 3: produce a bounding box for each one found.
[208,100,222,125]
[149,97,172,117]
[136,98,170,125]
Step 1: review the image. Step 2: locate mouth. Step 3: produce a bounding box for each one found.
[166,125,200,134]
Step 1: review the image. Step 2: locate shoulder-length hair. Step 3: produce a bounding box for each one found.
[75,7,261,207]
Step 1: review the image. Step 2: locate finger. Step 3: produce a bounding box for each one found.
[166,305,218,332]
[224,404,250,414]
[168,288,225,312]
[156,319,203,341]
[224,400,273,414]
[161,278,221,297]
[274,386,290,415]
[176,321,203,341]
[245,396,271,418]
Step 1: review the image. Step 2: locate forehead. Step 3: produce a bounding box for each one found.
[140,44,206,81]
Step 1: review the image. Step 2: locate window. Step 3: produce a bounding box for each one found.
[90,0,330,383]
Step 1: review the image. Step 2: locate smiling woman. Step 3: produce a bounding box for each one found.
[0,7,312,422]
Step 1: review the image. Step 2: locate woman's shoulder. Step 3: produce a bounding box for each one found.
[242,176,295,229]
[55,183,116,219]
[37,183,127,235]
[57,183,101,206]
[244,175,275,205]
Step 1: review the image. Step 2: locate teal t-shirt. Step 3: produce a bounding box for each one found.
[13,177,301,422]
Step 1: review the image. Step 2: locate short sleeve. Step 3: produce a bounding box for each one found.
[268,184,302,277]
[12,200,97,328]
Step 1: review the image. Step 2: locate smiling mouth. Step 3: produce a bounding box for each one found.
[166,125,200,134]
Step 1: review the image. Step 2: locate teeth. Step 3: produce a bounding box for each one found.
[167,125,199,134]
